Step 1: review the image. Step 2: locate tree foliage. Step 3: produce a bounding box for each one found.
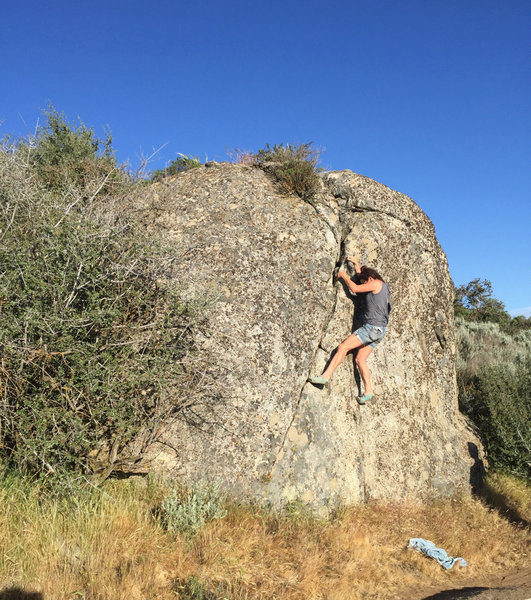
[455,278,509,325]
[454,278,530,334]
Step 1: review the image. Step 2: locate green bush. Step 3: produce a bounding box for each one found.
[255,142,321,200]
[0,112,206,490]
[22,106,118,192]
[151,153,202,180]
[459,361,530,479]
[456,318,531,479]
[161,482,227,536]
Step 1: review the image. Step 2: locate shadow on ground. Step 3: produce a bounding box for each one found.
[467,443,529,527]
[422,585,525,600]
[418,569,531,600]
[480,484,530,527]
[0,589,43,600]
[422,587,489,599]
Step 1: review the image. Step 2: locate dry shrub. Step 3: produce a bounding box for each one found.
[227,148,257,165]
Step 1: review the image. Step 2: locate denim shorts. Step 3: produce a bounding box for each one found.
[354,323,386,348]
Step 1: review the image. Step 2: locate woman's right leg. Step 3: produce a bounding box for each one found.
[355,344,374,395]
[321,334,364,380]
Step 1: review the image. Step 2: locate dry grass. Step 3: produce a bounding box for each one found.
[0,473,529,600]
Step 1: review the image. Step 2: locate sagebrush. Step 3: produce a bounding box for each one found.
[161,481,227,536]
[455,317,531,377]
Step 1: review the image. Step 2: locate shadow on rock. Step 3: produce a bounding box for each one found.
[468,442,486,493]
[0,588,43,600]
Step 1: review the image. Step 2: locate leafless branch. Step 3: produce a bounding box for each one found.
[54,167,117,228]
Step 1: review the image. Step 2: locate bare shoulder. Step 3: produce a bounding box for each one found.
[371,280,384,294]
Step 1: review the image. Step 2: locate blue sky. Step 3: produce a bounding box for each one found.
[2,0,530,315]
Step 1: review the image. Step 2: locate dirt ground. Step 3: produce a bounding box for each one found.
[401,569,531,600]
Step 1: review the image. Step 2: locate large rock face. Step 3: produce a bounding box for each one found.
[137,163,481,508]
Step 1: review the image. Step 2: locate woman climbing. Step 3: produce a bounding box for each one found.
[309,256,391,404]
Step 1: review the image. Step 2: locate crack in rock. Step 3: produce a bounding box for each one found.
[275,259,342,465]
[348,205,413,228]
[272,198,365,479]
[272,198,352,472]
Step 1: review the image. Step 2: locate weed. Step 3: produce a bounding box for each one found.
[174,575,226,600]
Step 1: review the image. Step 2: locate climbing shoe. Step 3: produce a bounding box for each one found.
[308,375,328,385]
[357,394,374,405]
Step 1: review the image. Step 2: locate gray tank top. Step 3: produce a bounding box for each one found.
[364,282,391,327]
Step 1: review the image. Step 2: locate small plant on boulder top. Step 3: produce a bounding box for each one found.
[152,153,202,180]
[255,142,321,201]
[226,147,256,165]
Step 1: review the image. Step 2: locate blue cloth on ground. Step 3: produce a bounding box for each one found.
[408,538,468,569]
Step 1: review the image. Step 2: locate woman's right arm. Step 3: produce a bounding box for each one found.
[337,271,379,294]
